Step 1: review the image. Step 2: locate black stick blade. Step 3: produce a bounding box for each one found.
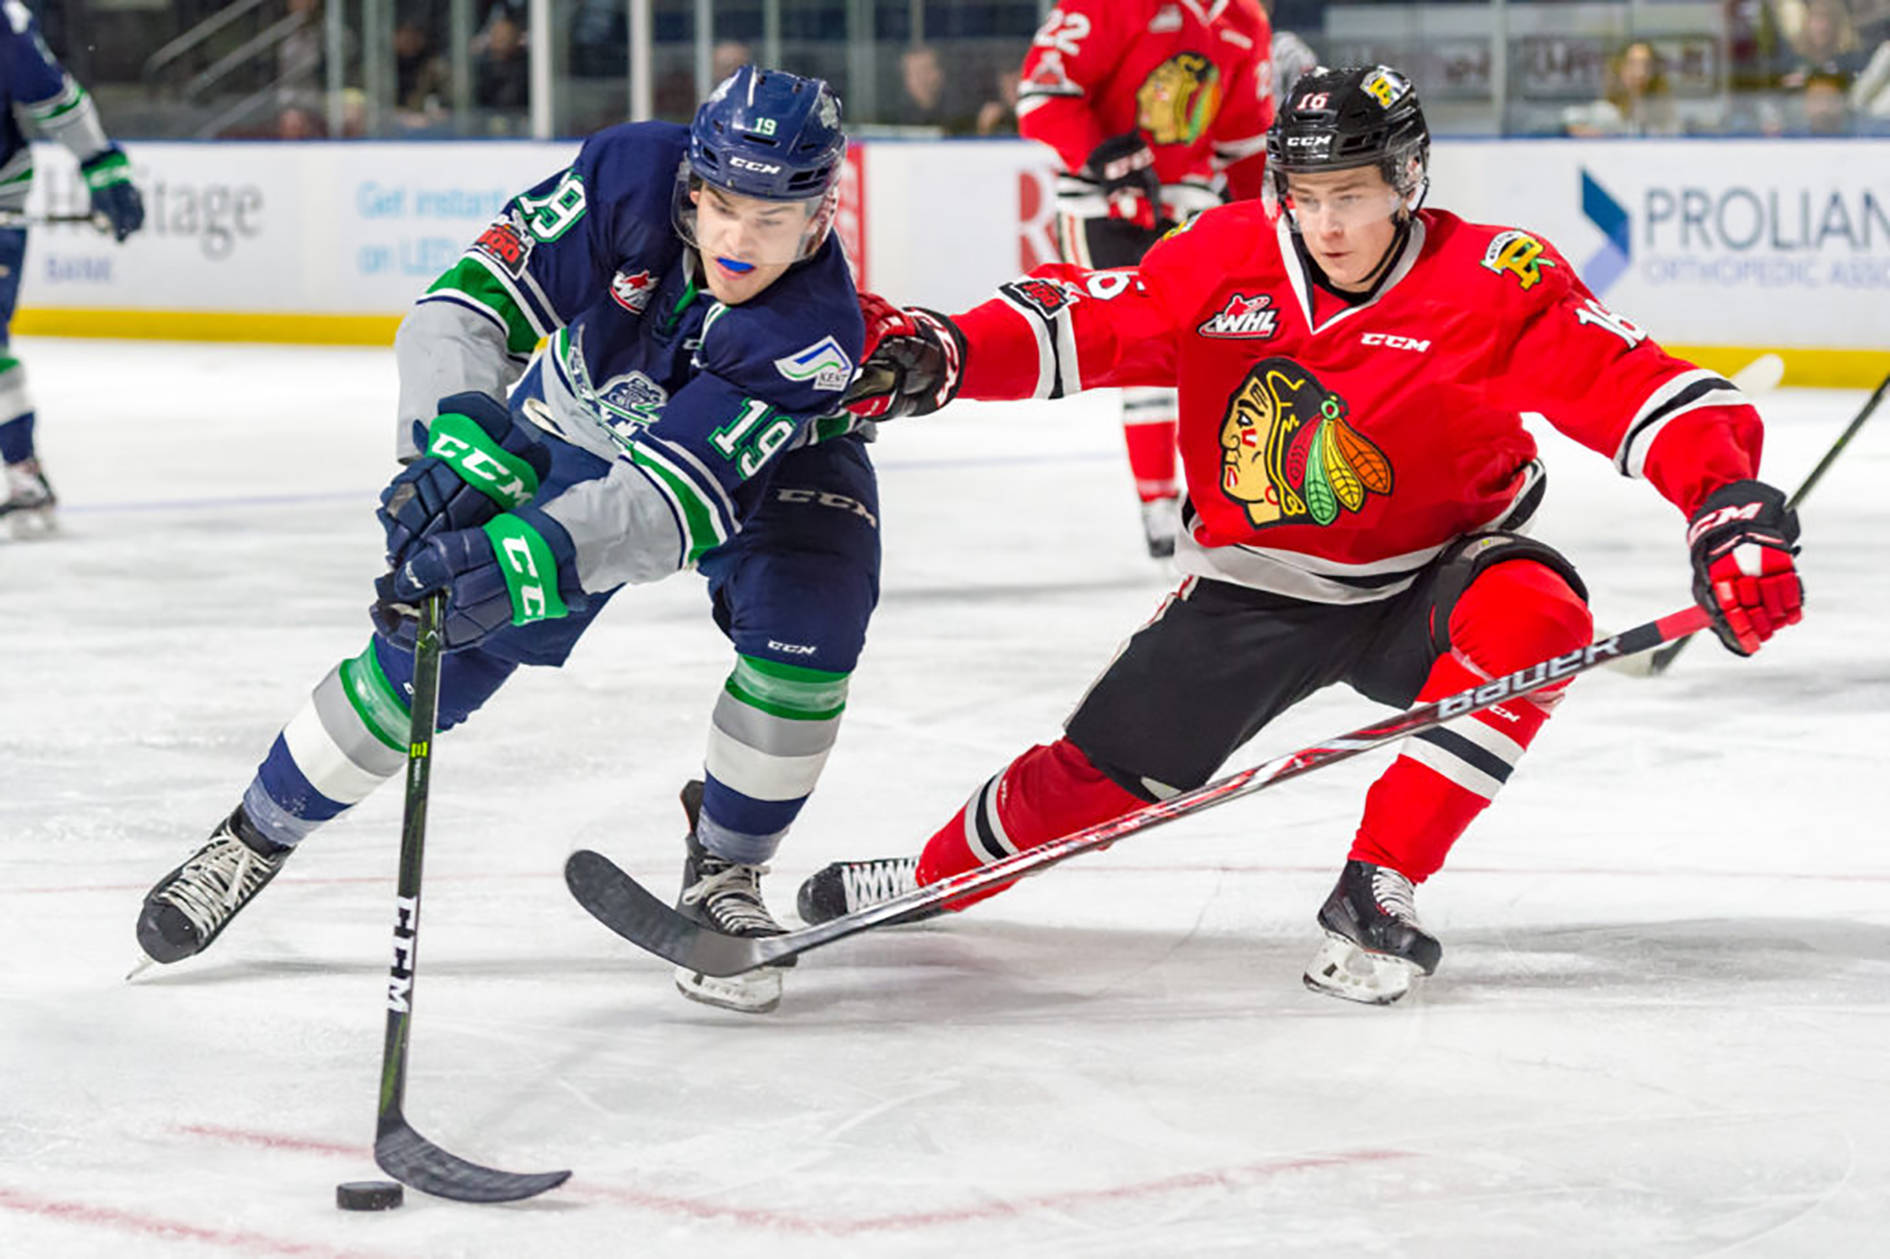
[565,849,767,976]
[375,1121,570,1204]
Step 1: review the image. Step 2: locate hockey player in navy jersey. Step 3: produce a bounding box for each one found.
[135,67,870,1013]
[0,4,144,536]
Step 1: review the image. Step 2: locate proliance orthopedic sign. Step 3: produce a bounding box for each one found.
[1433,140,1889,350]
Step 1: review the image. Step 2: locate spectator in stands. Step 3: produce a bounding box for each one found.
[1799,67,1858,130]
[714,40,754,85]
[275,104,326,139]
[474,11,530,117]
[894,44,950,129]
[395,19,452,122]
[1562,40,1679,136]
[975,70,1020,135]
[1779,0,1870,86]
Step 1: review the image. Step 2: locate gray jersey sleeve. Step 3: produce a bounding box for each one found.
[537,460,687,591]
[392,300,531,460]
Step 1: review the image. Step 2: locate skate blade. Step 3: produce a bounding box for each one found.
[6,509,58,541]
[674,964,782,1015]
[1302,931,1418,1005]
[125,955,157,982]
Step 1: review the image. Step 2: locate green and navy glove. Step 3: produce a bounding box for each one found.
[80,146,144,242]
[372,511,585,651]
[378,392,552,567]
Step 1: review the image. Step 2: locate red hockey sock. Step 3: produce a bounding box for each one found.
[1351,560,1592,881]
[1121,406,1179,502]
[916,739,1144,910]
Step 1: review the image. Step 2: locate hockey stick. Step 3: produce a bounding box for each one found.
[0,209,109,230]
[373,591,571,1203]
[1641,367,1890,676]
[567,603,1712,978]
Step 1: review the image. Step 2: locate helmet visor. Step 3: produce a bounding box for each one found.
[671,167,839,267]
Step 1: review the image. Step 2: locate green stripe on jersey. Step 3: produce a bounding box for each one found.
[427,258,541,355]
[339,640,410,751]
[629,446,726,565]
[726,655,849,721]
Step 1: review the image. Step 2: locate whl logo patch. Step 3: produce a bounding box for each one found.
[1198,293,1279,339]
[774,336,854,392]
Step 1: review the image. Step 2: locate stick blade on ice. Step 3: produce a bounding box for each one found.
[374,1121,570,1204]
[566,849,765,976]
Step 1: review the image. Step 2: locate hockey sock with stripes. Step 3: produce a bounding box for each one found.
[915,738,1144,910]
[1350,559,1591,880]
[1121,389,1179,502]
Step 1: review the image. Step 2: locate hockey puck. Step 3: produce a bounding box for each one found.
[336,1180,404,1211]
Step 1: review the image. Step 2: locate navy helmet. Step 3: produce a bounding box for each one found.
[1265,65,1430,214]
[674,65,848,265]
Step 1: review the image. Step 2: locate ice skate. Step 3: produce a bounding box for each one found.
[2,457,57,539]
[1302,860,1442,1005]
[672,781,793,1014]
[1139,494,1180,560]
[797,855,940,926]
[136,806,292,965]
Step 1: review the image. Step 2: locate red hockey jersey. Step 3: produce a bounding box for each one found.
[1017,0,1276,200]
[952,203,1763,603]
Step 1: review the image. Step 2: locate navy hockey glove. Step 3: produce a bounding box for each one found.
[1686,478,1804,656]
[378,392,551,567]
[844,297,965,420]
[372,512,583,651]
[81,147,144,242]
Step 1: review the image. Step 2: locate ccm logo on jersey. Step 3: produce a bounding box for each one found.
[1360,332,1431,352]
[1198,293,1279,339]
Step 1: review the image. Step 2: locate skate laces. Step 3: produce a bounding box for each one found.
[840,858,917,908]
[157,834,282,939]
[1369,866,1422,926]
[681,858,781,935]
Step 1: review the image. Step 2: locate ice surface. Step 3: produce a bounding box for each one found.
[3,339,1886,1257]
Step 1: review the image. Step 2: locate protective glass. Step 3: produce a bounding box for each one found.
[671,167,839,267]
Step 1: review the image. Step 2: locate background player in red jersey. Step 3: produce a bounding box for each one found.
[816,65,1804,1004]
[1016,0,1275,557]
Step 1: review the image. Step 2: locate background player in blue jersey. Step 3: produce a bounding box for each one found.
[135,67,870,1014]
[0,1,144,536]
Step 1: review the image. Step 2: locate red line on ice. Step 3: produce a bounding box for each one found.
[575,1147,1412,1234]
[0,1187,387,1258]
[177,1124,363,1157]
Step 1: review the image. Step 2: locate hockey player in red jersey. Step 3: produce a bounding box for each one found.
[809,65,1803,1003]
[1017,0,1275,557]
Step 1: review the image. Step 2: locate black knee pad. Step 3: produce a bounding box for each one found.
[1425,532,1588,657]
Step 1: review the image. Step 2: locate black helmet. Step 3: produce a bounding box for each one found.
[1265,65,1430,209]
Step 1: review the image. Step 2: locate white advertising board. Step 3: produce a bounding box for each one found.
[1429,140,1890,351]
[18,137,1887,370]
[20,141,576,315]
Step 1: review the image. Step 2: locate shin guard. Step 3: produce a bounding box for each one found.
[1351,560,1592,880]
[916,739,1144,910]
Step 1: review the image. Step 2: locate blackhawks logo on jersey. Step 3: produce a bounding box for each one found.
[1220,359,1393,528]
[1136,52,1221,145]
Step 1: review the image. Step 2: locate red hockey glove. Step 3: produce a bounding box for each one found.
[844,298,965,420]
[1686,479,1804,656]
